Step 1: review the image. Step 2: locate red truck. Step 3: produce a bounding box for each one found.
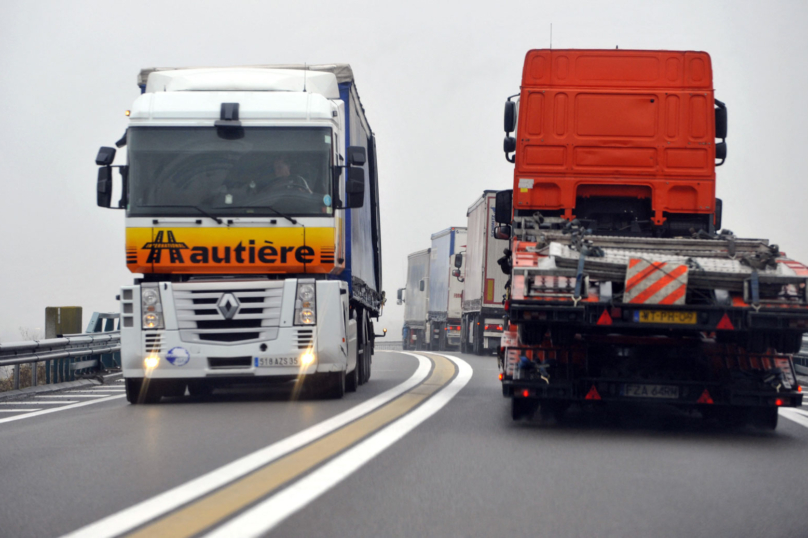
[496,49,804,429]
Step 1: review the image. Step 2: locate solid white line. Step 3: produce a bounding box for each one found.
[66,390,123,394]
[0,400,78,405]
[204,354,473,538]
[0,395,125,424]
[0,409,41,413]
[62,353,433,538]
[35,394,107,399]
[780,408,808,429]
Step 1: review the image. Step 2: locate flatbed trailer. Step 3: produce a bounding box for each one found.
[495,49,804,429]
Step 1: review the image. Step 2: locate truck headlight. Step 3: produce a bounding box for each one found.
[141,284,165,329]
[295,280,317,325]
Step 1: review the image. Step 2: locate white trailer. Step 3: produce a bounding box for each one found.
[427,227,467,350]
[461,191,509,355]
[401,249,430,350]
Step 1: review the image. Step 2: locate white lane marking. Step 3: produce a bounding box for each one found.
[780,408,808,429]
[0,409,41,413]
[63,352,431,538]
[0,400,78,405]
[34,395,107,399]
[0,395,125,425]
[787,407,808,419]
[204,353,473,538]
[67,390,123,394]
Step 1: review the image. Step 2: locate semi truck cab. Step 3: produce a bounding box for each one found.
[96,66,381,402]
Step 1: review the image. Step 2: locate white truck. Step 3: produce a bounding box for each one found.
[427,227,467,350]
[400,249,430,350]
[459,191,509,355]
[94,65,383,403]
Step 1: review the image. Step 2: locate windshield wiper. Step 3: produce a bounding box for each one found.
[141,205,224,224]
[231,205,298,225]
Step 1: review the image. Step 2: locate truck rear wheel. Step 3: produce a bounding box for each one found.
[473,317,484,355]
[750,407,778,430]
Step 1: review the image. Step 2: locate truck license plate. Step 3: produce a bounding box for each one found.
[255,357,300,367]
[623,384,680,399]
[635,310,697,324]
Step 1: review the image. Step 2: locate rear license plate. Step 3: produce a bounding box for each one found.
[634,310,697,324]
[623,384,680,399]
[255,357,300,367]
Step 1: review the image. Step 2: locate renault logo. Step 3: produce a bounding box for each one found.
[217,293,240,320]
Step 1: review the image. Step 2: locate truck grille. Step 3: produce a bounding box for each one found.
[173,282,283,344]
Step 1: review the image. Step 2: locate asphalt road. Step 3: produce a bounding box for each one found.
[2,350,808,538]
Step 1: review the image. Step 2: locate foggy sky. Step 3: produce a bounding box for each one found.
[1,0,807,342]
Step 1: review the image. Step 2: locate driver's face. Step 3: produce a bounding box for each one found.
[274,159,291,177]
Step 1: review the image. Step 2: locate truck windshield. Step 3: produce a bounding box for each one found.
[127,127,333,218]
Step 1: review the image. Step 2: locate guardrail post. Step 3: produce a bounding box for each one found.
[32,361,38,387]
[13,365,20,390]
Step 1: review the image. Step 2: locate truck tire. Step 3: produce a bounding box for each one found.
[357,311,367,385]
[321,371,345,399]
[750,407,778,430]
[364,337,372,383]
[346,363,359,392]
[473,316,484,356]
[460,318,468,354]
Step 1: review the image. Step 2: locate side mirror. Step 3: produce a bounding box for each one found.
[504,101,516,133]
[494,225,512,240]
[452,268,461,278]
[346,167,365,208]
[495,190,513,225]
[454,252,463,268]
[396,288,405,305]
[97,166,113,208]
[347,146,366,166]
[715,100,728,139]
[419,279,425,292]
[96,146,116,166]
[715,141,727,166]
[715,100,727,167]
[503,136,516,163]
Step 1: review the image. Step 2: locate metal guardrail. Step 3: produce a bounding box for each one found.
[375,340,403,351]
[0,313,121,391]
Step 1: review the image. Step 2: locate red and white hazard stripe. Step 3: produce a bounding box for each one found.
[623,258,688,305]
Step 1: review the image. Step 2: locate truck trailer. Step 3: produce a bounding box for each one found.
[428,227,467,351]
[460,191,509,355]
[496,49,804,429]
[401,249,431,350]
[95,64,383,403]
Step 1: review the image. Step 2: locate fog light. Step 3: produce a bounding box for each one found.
[144,355,159,369]
[143,312,163,329]
[299,309,315,325]
[300,351,316,366]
